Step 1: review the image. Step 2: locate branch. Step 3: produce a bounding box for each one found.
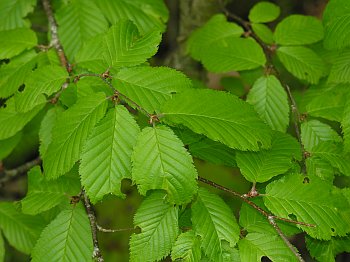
[83,191,104,262]
[97,224,135,233]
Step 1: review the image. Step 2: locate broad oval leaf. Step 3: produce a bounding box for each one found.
[328,49,350,84]
[130,191,178,262]
[0,0,36,30]
[343,97,350,152]
[251,23,274,44]
[43,93,108,179]
[132,125,198,205]
[162,89,272,151]
[80,106,140,203]
[171,230,201,262]
[248,2,280,23]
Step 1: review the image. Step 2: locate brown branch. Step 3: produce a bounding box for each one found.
[83,191,104,262]
[97,225,135,233]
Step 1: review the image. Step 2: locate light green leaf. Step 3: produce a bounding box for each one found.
[251,23,274,44]
[301,119,342,151]
[0,230,4,262]
[187,14,243,61]
[96,0,169,34]
[323,0,350,50]
[171,231,201,262]
[132,125,197,204]
[274,15,324,45]
[248,2,280,23]
[43,93,108,179]
[0,98,44,140]
[56,0,108,60]
[0,50,37,98]
[343,96,350,152]
[103,21,161,68]
[15,65,68,112]
[162,89,272,151]
[0,28,37,59]
[130,191,178,262]
[31,204,93,262]
[80,106,140,203]
[236,132,301,183]
[264,173,350,239]
[21,166,80,215]
[192,188,240,261]
[0,132,22,160]
[0,0,36,30]
[0,202,46,254]
[113,66,191,113]
[247,75,289,132]
[200,37,266,73]
[277,46,325,84]
[238,232,299,262]
[306,156,335,182]
[328,49,350,84]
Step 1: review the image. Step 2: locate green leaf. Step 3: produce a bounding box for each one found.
[0,98,44,140]
[15,65,68,112]
[199,37,266,73]
[113,66,192,113]
[171,230,201,262]
[132,125,197,204]
[0,132,22,160]
[301,119,342,151]
[0,50,37,98]
[0,28,37,59]
[103,21,161,68]
[0,0,36,30]
[343,96,350,152]
[238,232,299,262]
[192,188,240,261]
[264,173,350,239]
[96,0,169,34]
[56,0,108,60]
[277,46,325,84]
[31,204,93,262]
[162,89,272,151]
[306,236,350,262]
[0,230,4,262]
[247,75,289,132]
[236,132,301,183]
[43,93,108,179]
[251,23,274,44]
[248,2,280,23]
[0,202,46,254]
[328,49,350,84]
[187,14,243,61]
[130,191,178,262]
[21,166,80,215]
[306,156,335,182]
[323,0,350,50]
[80,106,140,203]
[274,15,324,45]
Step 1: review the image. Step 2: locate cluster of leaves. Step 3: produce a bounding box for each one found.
[0,0,350,261]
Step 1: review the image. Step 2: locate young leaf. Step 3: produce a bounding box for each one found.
[0,98,44,140]
[0,0,36,30]
[236,132,301,183]
[323,0,350,50]
[55,0,108,60]
[342,97,350,152]
[0,132,22,160]
[113,66,192,113]
[200,37,266,73]
[31,204,93,262]
[247,75,289,132]
[0,202,46,254]
[328,49,350,84]
[162,89,272,151]
[130,191,178,262]
[103,20,161,68]
[96,0,169,34]
[274,15,324,45]
[264,174,350,240]
[14,65,68,112]
[192,188,240,261]
[187,14,243,61]
[80,106,140,203]
[21,166,80,215]
[301,119,342,151]
[277,46,325,84]
[132,125,197,205]
[251,23,274,44]
[43,93,108,179]
[248,2,280,23]
[171,230,201,262]
[238,232,299,262]
[0,28,37,59]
